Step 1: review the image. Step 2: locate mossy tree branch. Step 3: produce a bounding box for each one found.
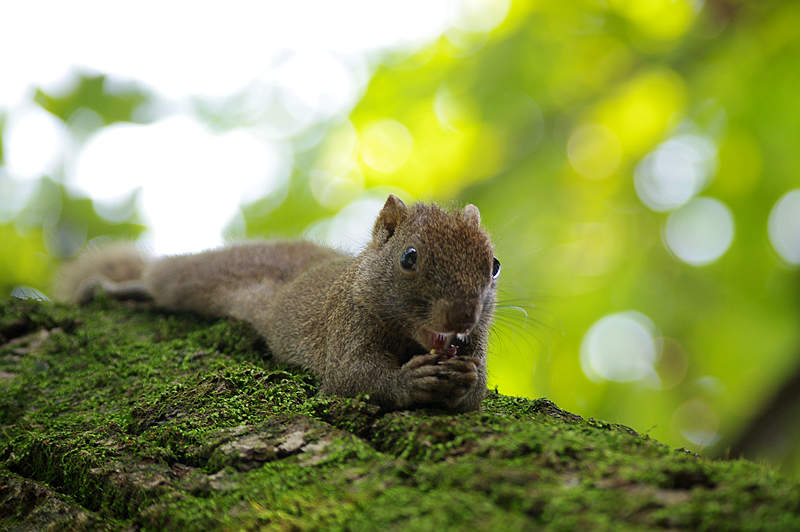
[1,298,798,530]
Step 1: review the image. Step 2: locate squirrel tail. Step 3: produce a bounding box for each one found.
[55,242,150,303]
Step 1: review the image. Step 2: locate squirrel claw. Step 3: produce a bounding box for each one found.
[401,352,478,406]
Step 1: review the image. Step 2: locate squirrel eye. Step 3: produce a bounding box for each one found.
[492,257,501,279]
[400,247,417,270]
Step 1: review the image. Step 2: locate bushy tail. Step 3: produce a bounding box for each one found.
[55,242,150,303]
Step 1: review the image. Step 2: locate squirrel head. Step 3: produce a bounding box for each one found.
[355,194,499,355]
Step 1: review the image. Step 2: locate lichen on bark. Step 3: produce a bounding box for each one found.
[1,297,799,530]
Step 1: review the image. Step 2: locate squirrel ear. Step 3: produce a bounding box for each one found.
[372,194,408,245]
[463,204,481,226]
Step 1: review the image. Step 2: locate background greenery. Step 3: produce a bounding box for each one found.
[1,1,798,476]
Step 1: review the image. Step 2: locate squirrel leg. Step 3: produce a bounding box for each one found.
[75,277,152,305]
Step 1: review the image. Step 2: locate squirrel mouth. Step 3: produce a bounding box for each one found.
[422,329,470,356]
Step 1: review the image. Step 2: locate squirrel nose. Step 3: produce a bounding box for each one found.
[436,299,480,332]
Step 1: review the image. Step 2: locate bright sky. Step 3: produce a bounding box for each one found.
[0,0,510,254]
[0,1,463,104]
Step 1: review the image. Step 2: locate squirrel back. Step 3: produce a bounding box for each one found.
[57,195,500,411]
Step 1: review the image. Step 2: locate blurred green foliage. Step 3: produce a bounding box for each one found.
[0,178,144,296]
[1,76,148,297]
[0,112,5,163]
[1,0,799,476]
[35,74,149,129]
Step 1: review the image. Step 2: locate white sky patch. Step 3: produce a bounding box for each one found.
[273,51,358,116]
[73,116,292,254]
[249,50,368,140]
[0,1,459,104]
[3,105,71,181]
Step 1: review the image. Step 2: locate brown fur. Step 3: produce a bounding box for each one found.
[57,195,498,411]
[56,243,148,303]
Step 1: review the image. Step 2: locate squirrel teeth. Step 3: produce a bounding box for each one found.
[430,331,467,356]
[431,332,454,350]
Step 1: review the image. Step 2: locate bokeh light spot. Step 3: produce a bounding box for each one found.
[694,375,724,397]
[360,119,414,174]
[767,189,800,266]
[664,197,734,266]
[611,0,698,42]
[444,27,490,55]
[434,85,475,132]
[66,107,105,140]
[555,222,624,279]
[654,337,688,390]
[317,121,360,173]
[580,311,659,383]
[634,134,716,212]
[593,68,686,158]
[672,398,720,448]
[44,220,88,259]
[261,50,363,137]
[567,124,622,180]
[452,0,511,33]
[0,172,38,223]
[310,167,365,210]
[304,196,387,254]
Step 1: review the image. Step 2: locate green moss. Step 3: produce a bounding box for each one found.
[1,298,799,530]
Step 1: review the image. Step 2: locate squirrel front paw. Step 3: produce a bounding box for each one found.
[398,353,478,407]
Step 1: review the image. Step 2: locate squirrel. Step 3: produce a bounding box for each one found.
[57,195,500,412]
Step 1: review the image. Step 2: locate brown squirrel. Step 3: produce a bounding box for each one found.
[57,195,500,411]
